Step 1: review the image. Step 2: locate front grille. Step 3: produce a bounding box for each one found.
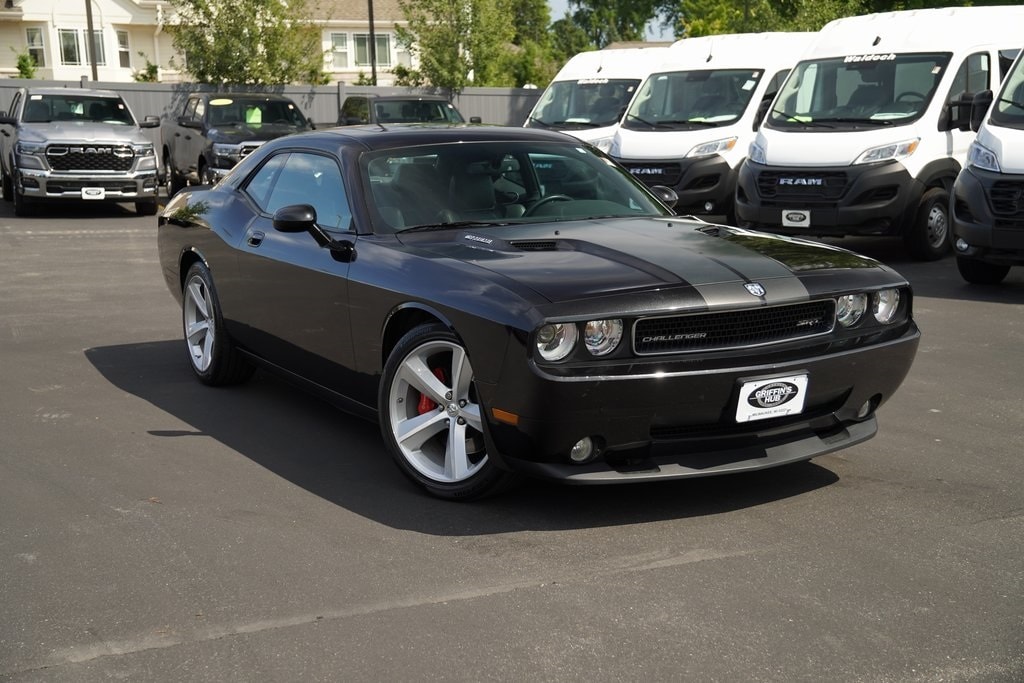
[46,145,134,172]
[756,170,848,200]
[989,180,1024,217]
[621,162,682,187]
[633,300,836,355]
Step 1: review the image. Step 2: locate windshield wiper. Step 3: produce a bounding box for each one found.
[398,220,511,234]
[998,97,1024,112]
[812,117,894,126]
[768,109,835,128]
[526,116,553,128]
[661,119,720,128]
[624,113,673,129]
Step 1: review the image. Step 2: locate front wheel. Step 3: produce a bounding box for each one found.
[956,256,1010,285]
[181,262,254,386]
[904,187,950,261]
[379,323,518,500]
[165,153,186,198]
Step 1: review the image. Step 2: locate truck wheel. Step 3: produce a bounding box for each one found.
[904,187,950,261]
[1,170,12,202]
[13,184,33,217]
[956,256,1010,285]
[199,161,216,186]
[165,154,186,198]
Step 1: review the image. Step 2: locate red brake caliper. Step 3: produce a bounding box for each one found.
[417,367,447,415]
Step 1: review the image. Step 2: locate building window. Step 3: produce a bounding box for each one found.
[58,29,106,67]
[117,30,130,68]
[58,29,81,65]
[354,34,390,68]
[330,33,348,69]
[26,27,45,67]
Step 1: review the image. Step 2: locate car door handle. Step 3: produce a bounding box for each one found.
[247,231,265,248]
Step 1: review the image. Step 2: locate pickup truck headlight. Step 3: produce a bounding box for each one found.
[15,141,47,170]
[133,143,157,171]
[965,141,1000,173]
[687,137,737,158]
[853,139,919,165]
[212,143,242,160]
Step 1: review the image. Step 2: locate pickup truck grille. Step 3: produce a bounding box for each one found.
[633,300,836,355]
[46,145,134,172]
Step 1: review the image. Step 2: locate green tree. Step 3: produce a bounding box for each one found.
[396,0,516,91]
[566,0,659,47]
[11,48,38,79]
[168,0,326,85]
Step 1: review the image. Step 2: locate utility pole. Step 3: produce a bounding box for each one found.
[368,0,378,85]
[84,0,99,81]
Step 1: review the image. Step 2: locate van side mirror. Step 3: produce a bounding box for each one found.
[969,90,994,133]
[753,97,773,131]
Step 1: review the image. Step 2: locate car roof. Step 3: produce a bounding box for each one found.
[197,92,295,102]
[309,124,583,150]
[355,94,451,102]
[25,87,122,98]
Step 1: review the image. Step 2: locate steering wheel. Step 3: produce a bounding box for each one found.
[895,91,926,103]
[524,194,573,216]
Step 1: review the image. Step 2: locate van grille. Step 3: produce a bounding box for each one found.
[756,171,848,201]
[989,180,1024,217]
[621,161,682,187]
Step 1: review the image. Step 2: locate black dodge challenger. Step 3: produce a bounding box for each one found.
[157,125,920,500]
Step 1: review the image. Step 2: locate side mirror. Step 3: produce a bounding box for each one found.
[0,115,16,127]
[469,116,482,124]
[140,115,160,129]
[273,204,317,233]
[947,92,976,132]
[178,116,201,130]
[650,185,679,209]
[753,98,772,132]
[969,90,994,133]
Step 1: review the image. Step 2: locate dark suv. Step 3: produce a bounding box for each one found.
[337,95,480,125]
[162,93,313,195]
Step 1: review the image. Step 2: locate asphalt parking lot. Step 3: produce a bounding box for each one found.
[1,199,1022,682]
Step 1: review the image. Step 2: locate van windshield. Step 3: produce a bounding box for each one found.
[621,69,764,131]
[767,53,950,130]
[526,79,641,129]
[990,55,1024,130]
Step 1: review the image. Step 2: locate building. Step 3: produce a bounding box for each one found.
[0,0,411,84]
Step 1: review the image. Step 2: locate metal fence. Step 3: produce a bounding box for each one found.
[0,79,541,129]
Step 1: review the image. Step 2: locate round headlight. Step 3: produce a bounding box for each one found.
[536,323,578,361]
[872,289,900,324]
[583,319,623,356]
[836,294,868,327]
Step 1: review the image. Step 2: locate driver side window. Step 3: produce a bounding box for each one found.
[245,152,352,231]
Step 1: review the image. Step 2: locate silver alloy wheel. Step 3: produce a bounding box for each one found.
[387,339,487,483]
[926,203,948,248]
[183,273,215,372]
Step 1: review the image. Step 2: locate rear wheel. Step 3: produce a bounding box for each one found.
[379,323,518,500]
[181,262,254,386]
[956,256,1010,285]
[904,187,950,261]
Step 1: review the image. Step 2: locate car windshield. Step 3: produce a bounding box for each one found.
[622,69,764,131]
[22,94,135,125]
[767,52,950,130]
[527,79,641,129]
[374,100,465,123]
[362,140,671,234]
[990,53,1024,130]
[207,98,307,127]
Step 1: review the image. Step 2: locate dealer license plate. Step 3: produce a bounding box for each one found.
[736,374,809,423]
[782,209,810,228]
[82,187,106,200]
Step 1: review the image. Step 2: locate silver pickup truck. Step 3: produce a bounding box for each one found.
[0,87,160,216]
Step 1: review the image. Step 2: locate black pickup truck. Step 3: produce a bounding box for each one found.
[162,93,313,195]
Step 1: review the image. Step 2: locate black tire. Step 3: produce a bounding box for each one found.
[199,161,216,186]
[165,152,186,198]
[181,262,254,386]
[904,187,951,261]
[1,169,12,202]
[379,323,519,500]
[956,256,1010,285]
[12,183,33,217]
[136,199,158,216]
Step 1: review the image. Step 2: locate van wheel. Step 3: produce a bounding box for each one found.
[904,187,950,261]
[956,256,1010,285]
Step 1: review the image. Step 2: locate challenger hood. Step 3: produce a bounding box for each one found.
[400,217,882,304]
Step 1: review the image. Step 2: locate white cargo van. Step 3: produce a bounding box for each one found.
[734,7,1024,260]
[612,32,813,223]
[524,46,670,152]
[951,49,1024,284]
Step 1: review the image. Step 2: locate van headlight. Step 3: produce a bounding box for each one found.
[966,141,1000,173]
[687,137,737,158]
[748,141,767,165]
[536,323,578,361]
[853,138,919,165]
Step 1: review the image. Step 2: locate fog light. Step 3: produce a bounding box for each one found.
[704,201,714,213]
[569,437,596,463]
[955,238,969,252]
[856,395,881,419]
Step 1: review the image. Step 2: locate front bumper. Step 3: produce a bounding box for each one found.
[952,166,1024,265]
[17,168,159,202]
[617,155,737,220]
[735,159,922,237]
[478,323,920,483]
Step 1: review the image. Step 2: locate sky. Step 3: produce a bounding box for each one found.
[546,0,672,41]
